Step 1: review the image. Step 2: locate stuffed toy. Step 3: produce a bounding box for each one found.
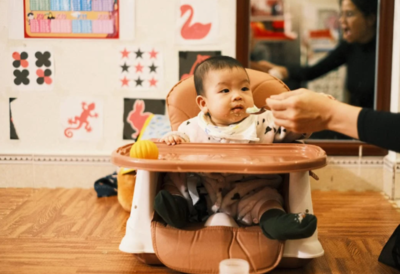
[117,140,160,212]
[117,168,136,212]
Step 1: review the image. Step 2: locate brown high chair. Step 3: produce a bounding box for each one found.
[112,69,327,273]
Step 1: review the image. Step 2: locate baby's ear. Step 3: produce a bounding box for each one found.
[196,95,208,114]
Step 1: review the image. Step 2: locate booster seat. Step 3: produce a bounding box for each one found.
[112,69,327,273]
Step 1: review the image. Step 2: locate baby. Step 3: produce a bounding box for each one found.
[154,56,316,241]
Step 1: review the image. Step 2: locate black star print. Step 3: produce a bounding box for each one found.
[121,63,129,72]
[283,129,287,132]
[262,119,265,123]
[277,127,281,134]
[186,121,190,125]
[149,63,157,73]
[134,49,144,58]
[265,126,272,135]
[273,127,277,133]
[134,77,143,86]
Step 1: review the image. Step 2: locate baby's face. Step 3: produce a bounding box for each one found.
[201,67,254,126]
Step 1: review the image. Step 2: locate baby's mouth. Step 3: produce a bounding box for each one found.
[231,105,244,111]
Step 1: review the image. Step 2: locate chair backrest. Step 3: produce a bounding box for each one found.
[166,68,290,131]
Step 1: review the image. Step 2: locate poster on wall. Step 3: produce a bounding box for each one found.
[176,0,219,45]
[11,48,55,91]
[123,98,166,140]
[179,51,221,80]
[23,0,119,39]
[9,98,20,140]
[119,45,164,90]
[60,97,103,140]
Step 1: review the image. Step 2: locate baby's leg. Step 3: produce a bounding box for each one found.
[257,198,317,240]
[153,173,189,228]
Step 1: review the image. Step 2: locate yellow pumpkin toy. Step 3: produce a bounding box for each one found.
[130,140,159,159]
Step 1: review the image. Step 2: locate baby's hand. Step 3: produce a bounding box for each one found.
[159,134,186,146]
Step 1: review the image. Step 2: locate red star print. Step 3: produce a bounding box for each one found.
[149,78,158,87]
[149,49,158,59]
[121,76,130,87]
[135,63,144,73]
[121,48,130,58]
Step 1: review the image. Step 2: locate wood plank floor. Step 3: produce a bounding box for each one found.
[0,188,399,274]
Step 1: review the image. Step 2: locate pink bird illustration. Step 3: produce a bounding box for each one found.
[180,4,212,40]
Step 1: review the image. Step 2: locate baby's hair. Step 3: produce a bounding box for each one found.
[193,55,247,96]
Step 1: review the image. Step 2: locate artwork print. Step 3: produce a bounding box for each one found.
[24,0,119,39]
[177,0,218,45]
[60,97,103,140]
[11,48,55,91]
[9,98,19,140]
[179,51,221,80]
[119,45,164,90]
[123,98,166,140]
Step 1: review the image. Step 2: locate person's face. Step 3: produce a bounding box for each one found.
[196,67,254,127]
[339,0,376,44]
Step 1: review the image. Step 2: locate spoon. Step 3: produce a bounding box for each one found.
[246,105,268,115]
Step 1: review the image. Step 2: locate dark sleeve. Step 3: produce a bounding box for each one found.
[358,108,400,152]
[287,42,348,81]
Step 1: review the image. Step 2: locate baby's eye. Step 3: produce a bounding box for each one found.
[220,89,229,93]
[241,87,249,91]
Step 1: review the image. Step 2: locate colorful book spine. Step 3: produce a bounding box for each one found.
[30,0,51,11]
[50,0,70,11]
[92,0,113,11]
[72,14,92,33]
[50,14,72,33]
[92,14,113,34]
[30,14,51,33]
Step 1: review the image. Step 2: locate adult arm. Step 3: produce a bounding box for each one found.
[266,89,400,153]
[287,42,348,81]
[254,42,348,81]
[358,109,400,152]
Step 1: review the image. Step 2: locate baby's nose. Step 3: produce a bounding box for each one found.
[232,91,243,100]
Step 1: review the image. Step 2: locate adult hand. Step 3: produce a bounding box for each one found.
[266,89,361,139]
[258,60,289,79]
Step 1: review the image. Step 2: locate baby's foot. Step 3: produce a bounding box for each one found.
[154,190,189,228]
[259,209,317,240]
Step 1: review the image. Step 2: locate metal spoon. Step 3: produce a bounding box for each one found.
[246,105,268,115]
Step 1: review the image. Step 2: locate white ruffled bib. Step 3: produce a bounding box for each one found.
[197,112,259,142]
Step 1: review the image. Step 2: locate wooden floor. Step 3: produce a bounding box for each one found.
[0,189,399,274]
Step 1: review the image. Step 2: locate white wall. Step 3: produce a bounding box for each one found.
[0,0,236,156]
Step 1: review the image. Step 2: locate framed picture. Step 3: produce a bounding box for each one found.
[23,0,119,39]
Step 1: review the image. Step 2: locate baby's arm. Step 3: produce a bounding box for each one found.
[159,132,189,145]
[158,118,193,145]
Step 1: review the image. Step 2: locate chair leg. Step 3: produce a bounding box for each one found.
[283,171,324,259]
[119,170,159,254]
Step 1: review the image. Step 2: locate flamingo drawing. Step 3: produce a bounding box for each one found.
[180,4,212,40]
[181,54,211,80]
